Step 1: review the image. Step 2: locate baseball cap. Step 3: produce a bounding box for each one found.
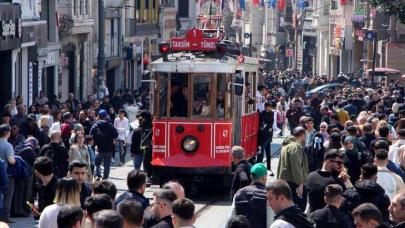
[98,109,108,118]
[0,124,11,135]
[250,163,267,178]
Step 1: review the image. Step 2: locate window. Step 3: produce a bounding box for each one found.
[192,75,211,116]
[178,0,189,18]
[79,0,83,16]
[170,73,189,117]
[158,73,169,117]
[217,74,227,118]
[244,72,255,114]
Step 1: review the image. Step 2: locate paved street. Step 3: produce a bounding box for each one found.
[9,137,285,228]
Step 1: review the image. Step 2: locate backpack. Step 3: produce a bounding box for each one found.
[7,156,32,179]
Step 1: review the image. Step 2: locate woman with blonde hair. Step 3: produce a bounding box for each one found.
[38,177,81,228]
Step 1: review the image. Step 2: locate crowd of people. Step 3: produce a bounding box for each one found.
[0,89,167,228]
[229,70,405,227]
[2,68,405,228]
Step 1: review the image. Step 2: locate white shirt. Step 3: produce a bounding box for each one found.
[270,219,295,228]
[39,204,62,228]
[389,139,405,164]
[125,105,139,123]
[377,167,405,200]
[256,91,265,112]
[114,117,129,141]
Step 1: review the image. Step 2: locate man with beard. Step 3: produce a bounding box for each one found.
[307,149,352,212]
[389,191,405,228]
[20,114,49,147]
[148,189,177,228]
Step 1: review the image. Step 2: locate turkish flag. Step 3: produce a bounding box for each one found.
[278,0,285,11]
[253,0,260,6]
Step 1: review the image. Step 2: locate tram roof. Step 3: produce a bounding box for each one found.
[151,52,259,74]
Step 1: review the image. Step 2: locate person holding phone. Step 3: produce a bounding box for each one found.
[30,156,58,219]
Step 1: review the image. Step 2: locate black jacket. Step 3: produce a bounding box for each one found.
[259,110,274,144]
[90,120,118,153]
[307,170,345,212]
[342,180,391,221]
[230,160,252,200]
[274,205,315,228]
[234,182,267,228]
[310,205,353,228]
[358,133,376,152]
[40,142,69,178]
[150,216,173,228]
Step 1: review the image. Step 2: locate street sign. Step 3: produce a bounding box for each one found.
[244,32,251,39]
[364,30,376,40]
[171,28,219,52]
[286,49,293,57]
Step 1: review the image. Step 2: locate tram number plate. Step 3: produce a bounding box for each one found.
[215,146,231,153]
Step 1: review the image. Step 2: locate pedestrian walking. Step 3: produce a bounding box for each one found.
[90,109,118,179]
[277,126,308,210]
[230,146,252,200]
[114,109,129,166]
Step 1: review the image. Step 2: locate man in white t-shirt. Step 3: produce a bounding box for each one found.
[375,149,405,200]
[114,109,129,166]
[256,85,268,112]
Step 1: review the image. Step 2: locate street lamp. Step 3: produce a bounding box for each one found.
[244,32,252,56]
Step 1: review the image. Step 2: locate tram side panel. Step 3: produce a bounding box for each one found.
[241,113,259,159]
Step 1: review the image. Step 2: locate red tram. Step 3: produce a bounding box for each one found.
[148,28,260,188]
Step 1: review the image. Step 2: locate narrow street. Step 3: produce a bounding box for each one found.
[10,137,284,228]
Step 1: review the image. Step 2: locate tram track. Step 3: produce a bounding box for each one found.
[195,200,220,218]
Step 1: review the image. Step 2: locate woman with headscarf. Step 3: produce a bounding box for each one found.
[11,137,39,216]
[343,136,364,184]
[305,133,326,172]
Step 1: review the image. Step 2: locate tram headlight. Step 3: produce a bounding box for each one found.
[181,136,199,153]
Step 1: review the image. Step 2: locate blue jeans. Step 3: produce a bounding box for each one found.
[133,154,144,170]
[95,152,112,179]
[115,140,127,163]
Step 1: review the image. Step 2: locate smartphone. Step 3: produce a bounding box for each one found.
[26,201,39,214]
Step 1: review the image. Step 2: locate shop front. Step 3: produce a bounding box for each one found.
[0,4,21,112]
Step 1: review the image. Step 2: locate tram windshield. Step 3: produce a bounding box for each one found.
[154,73,230,119]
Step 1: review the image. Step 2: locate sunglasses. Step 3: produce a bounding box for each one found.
[330,160,344,165]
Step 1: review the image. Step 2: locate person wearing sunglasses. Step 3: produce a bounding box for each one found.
[307,149,353,213]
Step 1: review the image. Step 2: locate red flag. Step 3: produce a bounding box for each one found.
[278,0,285,11]
[253,0,260,6]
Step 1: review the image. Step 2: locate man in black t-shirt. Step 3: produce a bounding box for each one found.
[307,149,353,212]
[31,157,58,219]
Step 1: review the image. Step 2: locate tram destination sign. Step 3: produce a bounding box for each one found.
[171,28,219,52]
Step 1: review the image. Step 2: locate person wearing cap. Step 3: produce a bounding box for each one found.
[0,124,15,223]
[233,163,267,228]
[258,101,275,172]
[277,126,308,210]
[306,149,352,213]
[230,146,252,200]
[89,109,118,179]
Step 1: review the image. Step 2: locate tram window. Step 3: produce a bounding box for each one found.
[192,76,211,116]
[245,72,255,114]
[170,73,189,117]
[217,74,226,118]
[158,73,169,117]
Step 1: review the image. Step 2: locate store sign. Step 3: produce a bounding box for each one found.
[329,10,343,25]
[28,62,34,106]
[2,20,18,38]
[171,28,219,52]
